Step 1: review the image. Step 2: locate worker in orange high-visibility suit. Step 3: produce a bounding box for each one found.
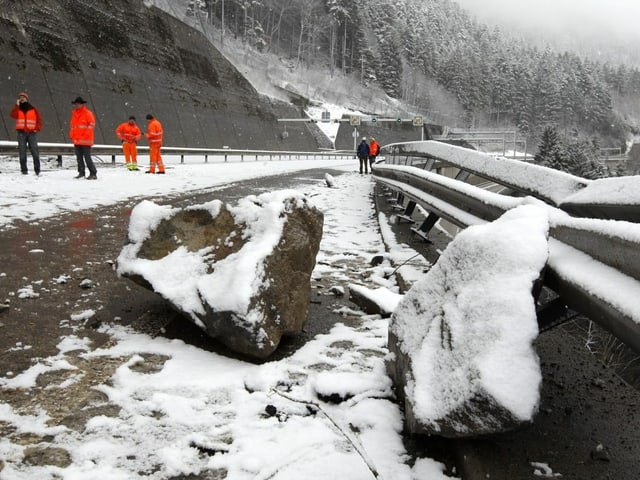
[115,116,142,171]
[9,91,43,175]
[69,96,97,179]
[144,114,165,174]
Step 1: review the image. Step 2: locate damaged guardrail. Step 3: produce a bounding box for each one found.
[375,140,640,353]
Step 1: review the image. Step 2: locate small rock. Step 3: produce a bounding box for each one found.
[84,316,102,329]
[329,285,344,296]
[370,255,385,266]
[79,279,95,289]
[23,446,72,468]
[324,173,336,188]
[590,443,610,462]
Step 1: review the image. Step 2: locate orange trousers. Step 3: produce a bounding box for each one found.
[149,143,165,173]
[122,142,137,164]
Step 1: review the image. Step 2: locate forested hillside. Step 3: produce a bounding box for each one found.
[180,0,640,151]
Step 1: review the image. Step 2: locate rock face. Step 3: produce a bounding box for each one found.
[0,0,316,149]
[387,205,549,438]
[117,191,323,360]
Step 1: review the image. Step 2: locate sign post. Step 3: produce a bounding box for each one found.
[413,116,424,141]
[350,116,361,151]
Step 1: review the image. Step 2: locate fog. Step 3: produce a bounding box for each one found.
[454,0,640,43]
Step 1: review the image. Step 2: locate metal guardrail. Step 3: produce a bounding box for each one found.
[0,141,356,163]
[375,140,640,354]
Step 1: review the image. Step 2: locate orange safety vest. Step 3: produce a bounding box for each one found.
[116,122,141,143]
[11,106,42,132]
[146,118,163,144]
[69,105,96,146]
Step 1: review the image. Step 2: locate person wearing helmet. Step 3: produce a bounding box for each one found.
[356,136,370,174]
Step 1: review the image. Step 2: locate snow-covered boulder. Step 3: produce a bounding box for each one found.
[117,191,323,360]
[388,205,549,437]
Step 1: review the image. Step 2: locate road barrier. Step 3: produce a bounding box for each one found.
[376,140,640,353]
[0,141,355,164]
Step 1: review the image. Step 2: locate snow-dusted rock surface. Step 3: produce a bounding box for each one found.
[388,205,550,437]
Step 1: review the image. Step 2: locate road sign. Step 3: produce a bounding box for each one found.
[413,116,423,127]
[350,115,361,126]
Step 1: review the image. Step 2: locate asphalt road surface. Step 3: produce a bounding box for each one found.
[1,170,639,479]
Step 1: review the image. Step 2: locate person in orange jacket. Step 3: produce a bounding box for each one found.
[69,96,97,179]
[10,92,43,175]
[368,137,380,170]
[144,114,165,174]
[116,116,142,171]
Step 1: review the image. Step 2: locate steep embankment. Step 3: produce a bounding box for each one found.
[0,0,315,149]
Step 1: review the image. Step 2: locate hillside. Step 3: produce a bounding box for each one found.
[0,0,319,150]
[153,0,640,152]
[4,0,639,155]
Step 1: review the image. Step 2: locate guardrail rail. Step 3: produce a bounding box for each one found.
[0,141,355,164]
[375,140,640,353]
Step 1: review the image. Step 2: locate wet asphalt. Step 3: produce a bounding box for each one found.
[0,169,639,479]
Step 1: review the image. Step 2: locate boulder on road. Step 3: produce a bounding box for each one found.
[117,191,323,360]
[388,205,549,437]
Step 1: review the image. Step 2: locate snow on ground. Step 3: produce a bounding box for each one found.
[0,154,354,229]
[0,155,457,479]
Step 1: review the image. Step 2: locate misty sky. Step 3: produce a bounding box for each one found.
[454,0,640,43]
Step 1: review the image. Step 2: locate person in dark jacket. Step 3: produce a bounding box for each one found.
[9,92,43,175]
[356,137,370,174]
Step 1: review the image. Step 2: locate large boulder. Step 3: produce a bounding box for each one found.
[117,191,323,360]
[388,205,549,437]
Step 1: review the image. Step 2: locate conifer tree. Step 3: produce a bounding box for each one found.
[535,126,564,170]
